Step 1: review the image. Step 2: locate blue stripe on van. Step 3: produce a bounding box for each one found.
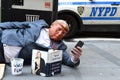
[59,2,120,5]
[81,17,120,20]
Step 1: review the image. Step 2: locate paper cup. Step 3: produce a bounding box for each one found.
[11,58,24,75]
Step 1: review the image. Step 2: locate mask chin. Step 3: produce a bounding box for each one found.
[52,38,61,41]
[50,35,63,41]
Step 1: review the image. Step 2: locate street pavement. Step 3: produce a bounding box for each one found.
[2,38,120,80]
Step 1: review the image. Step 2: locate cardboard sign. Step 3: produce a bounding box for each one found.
[0,64,5,80]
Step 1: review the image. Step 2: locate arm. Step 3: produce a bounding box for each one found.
[62,50,80,67]
[58,41,80,67]
[0,21,29,29]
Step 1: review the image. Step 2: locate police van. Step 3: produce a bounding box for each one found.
[58,0,120,38]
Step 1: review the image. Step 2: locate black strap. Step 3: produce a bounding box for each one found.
[0,42,5,63]
[0,29,5,63]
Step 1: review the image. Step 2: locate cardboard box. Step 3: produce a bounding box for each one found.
[0,64,5,80]
[31,49,62,77]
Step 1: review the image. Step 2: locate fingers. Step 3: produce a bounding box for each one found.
[71,47,82,58]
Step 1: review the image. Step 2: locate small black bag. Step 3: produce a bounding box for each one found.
[18,42,48,65]
[0,42,5,63]
[0,29,5,63]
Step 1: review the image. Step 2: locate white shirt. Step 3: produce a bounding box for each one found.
[35,28,50,47]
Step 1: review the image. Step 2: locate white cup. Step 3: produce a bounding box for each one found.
[11,58,24,75]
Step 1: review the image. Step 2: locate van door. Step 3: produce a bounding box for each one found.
[83,0,120,25]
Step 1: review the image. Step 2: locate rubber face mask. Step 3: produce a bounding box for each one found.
[49,23,68,41]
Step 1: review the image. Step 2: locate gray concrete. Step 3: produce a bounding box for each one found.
[2,39,120,80]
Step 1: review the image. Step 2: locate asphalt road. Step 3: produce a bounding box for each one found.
[2,38,120,80]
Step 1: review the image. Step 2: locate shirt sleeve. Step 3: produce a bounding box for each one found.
[71,57,79,63]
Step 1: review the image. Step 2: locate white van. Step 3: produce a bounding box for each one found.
[58,0,120,38]
[0,0,58,25]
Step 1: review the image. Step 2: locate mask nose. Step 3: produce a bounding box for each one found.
[57,31,63,36]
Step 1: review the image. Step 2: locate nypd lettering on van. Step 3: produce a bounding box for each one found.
[90,7,117,17]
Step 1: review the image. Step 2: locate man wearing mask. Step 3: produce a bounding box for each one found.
[0,19,82,67]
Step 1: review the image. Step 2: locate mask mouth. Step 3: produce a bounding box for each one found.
[51,37,62,41]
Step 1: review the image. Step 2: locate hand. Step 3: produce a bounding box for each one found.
[71,46,83,62]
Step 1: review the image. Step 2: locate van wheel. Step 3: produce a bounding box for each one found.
[58,13,78,38]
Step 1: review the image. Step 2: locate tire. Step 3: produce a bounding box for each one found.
[58,13,78,38]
